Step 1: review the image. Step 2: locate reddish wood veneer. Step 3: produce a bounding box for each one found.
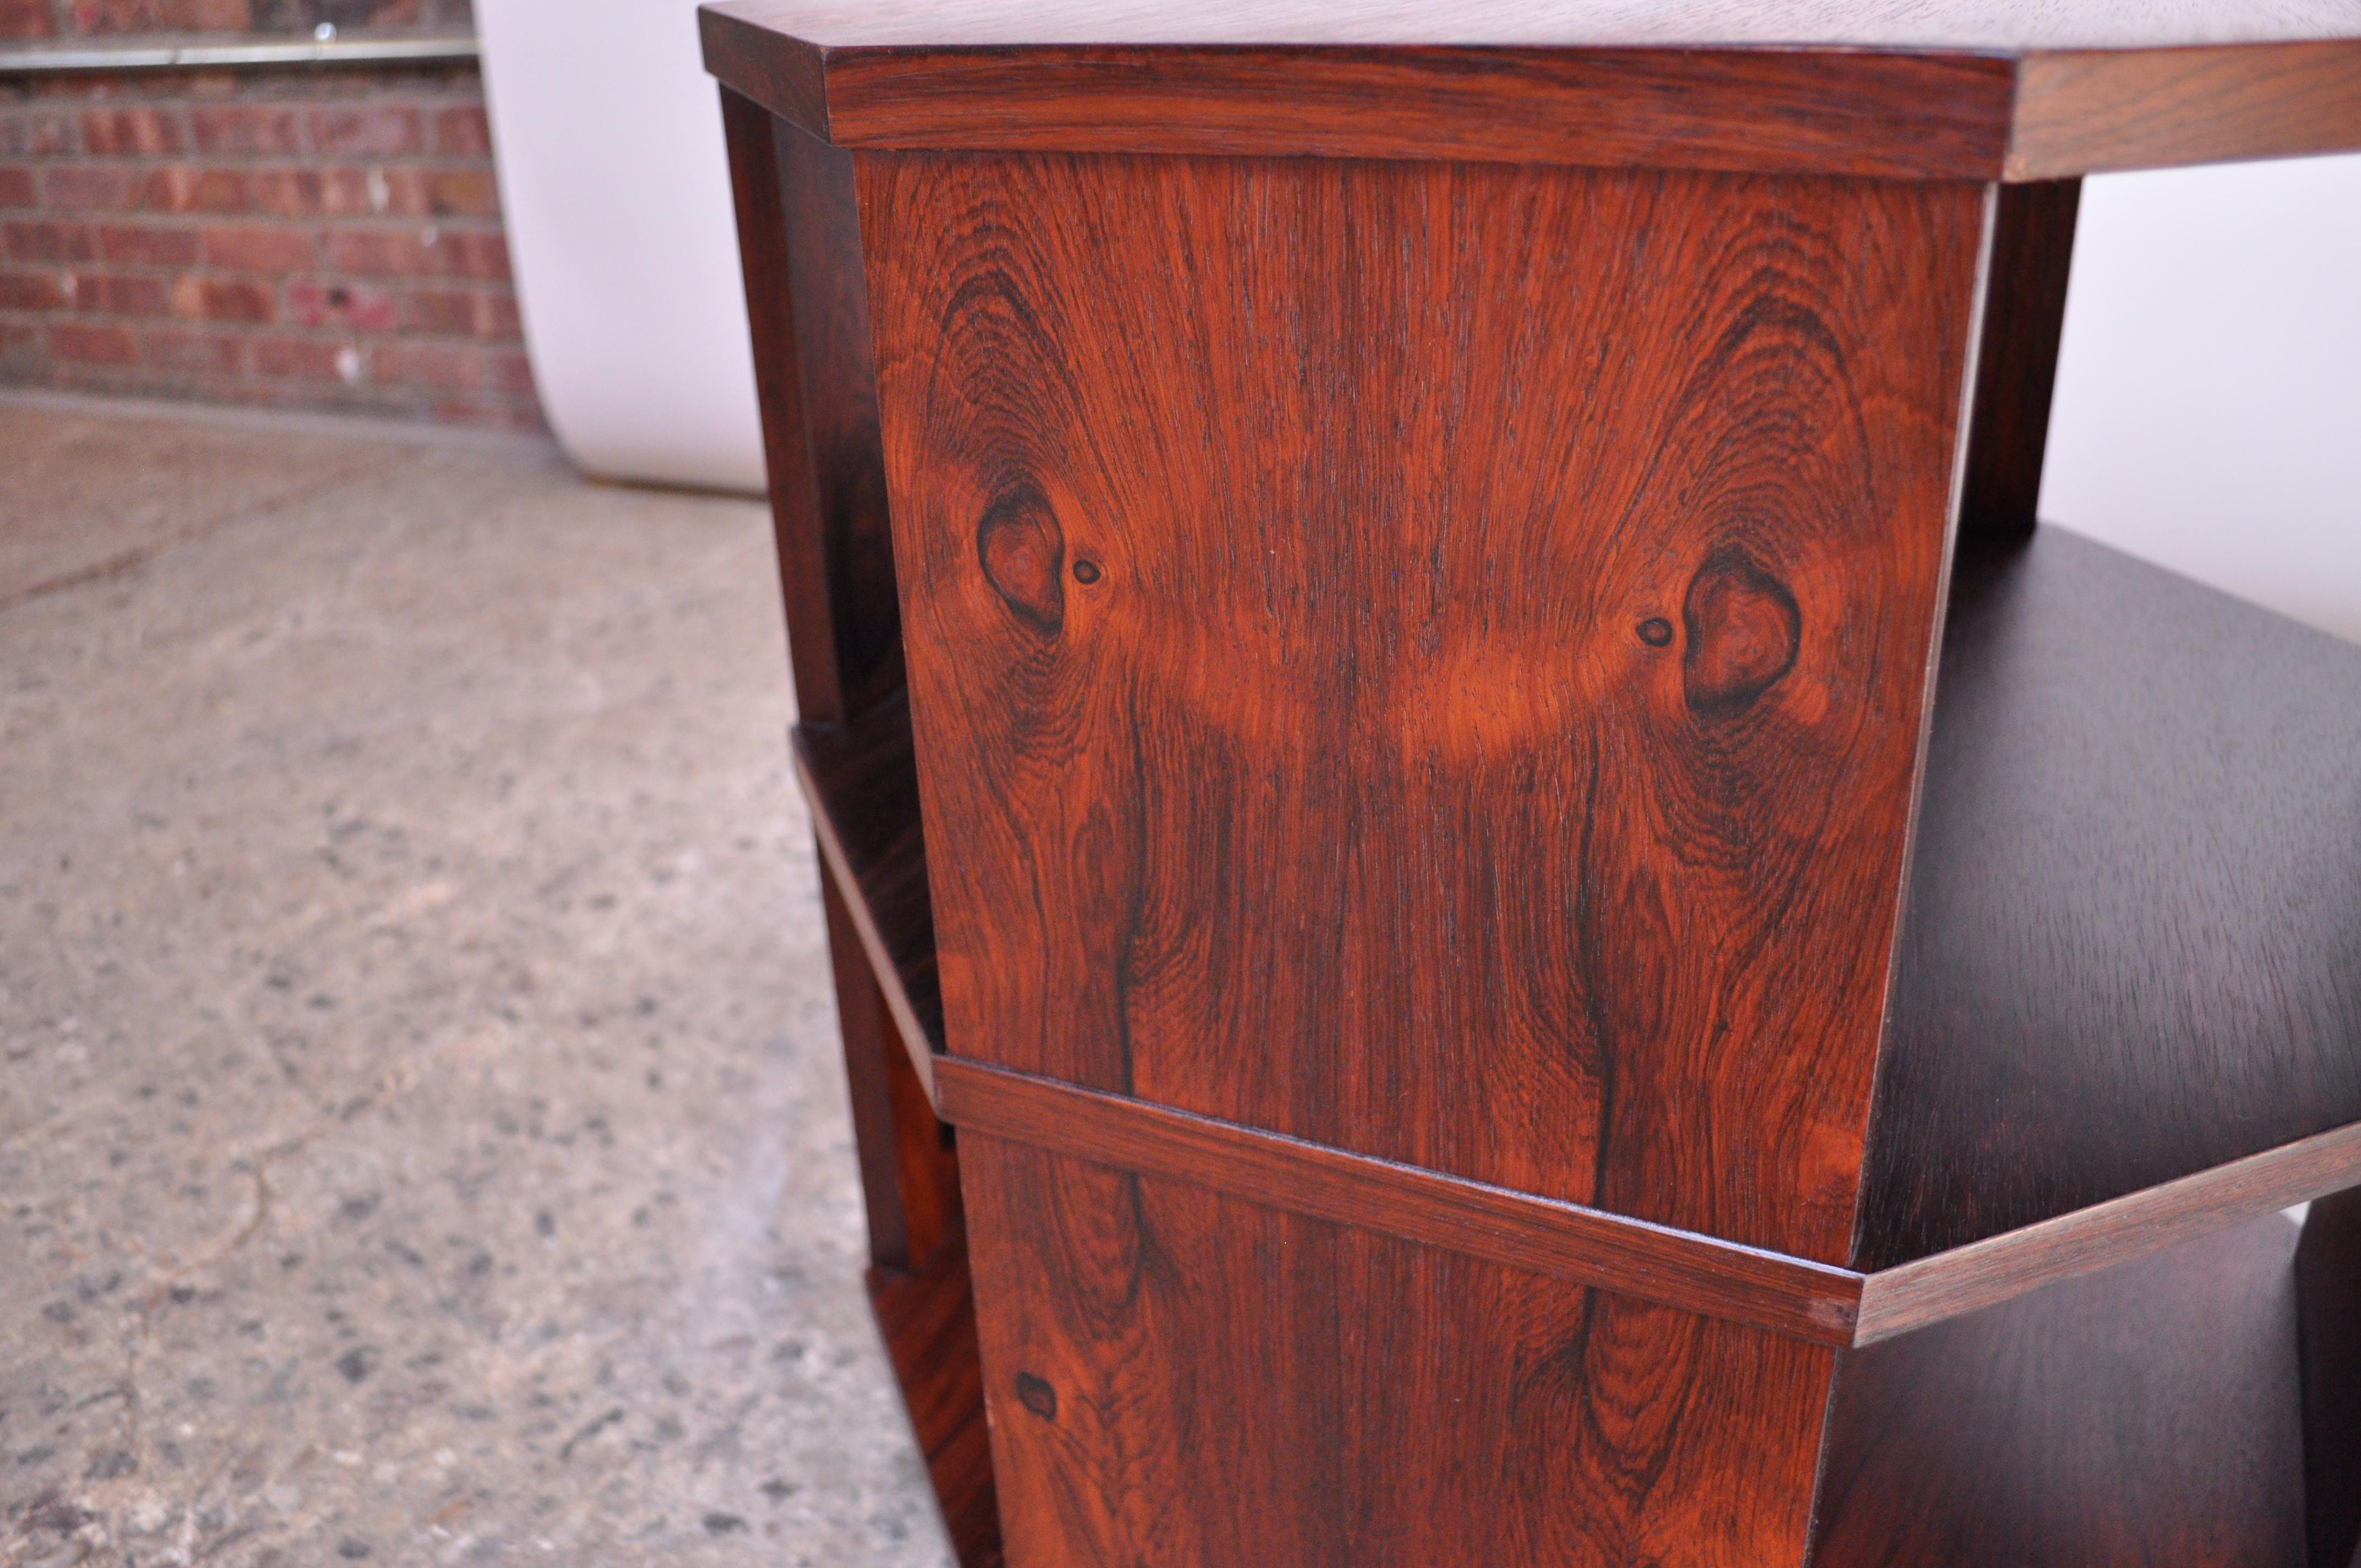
[713,10,2361,1561]
[864,148,1976,1266]
[964,1131,1839,1568]
[704,1,2361,179]
[940,1057,1864,1343]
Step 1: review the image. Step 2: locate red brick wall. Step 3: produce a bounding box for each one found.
[1,1,543,431]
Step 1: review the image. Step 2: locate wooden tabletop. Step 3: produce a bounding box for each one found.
[703,0,2361,178]
[708,0,2361,51]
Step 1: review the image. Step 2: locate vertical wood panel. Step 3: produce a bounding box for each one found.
[819,871,920,1267]
[879,972,961,1265]
[726,85,943,1261]
[724,90,996,1562]
[861,151,1985,1261]
[1957,178,2080,538]
[771,115,907,722]
[723,86,904,726]
[961,1134,1837,1567]
[2299,1189,2361,1568]
[867,1236,1005,1568]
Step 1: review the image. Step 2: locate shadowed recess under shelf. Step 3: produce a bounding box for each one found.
[1858,525,2361,1271]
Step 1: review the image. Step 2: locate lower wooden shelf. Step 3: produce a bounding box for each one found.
[1815,1212,2316,1566]
[1862,525,2361,1269]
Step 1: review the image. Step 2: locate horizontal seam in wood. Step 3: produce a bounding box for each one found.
[935,1057,1866,1344]
[940,1059,2361,1347]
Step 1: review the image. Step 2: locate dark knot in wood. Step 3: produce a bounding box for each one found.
[977,482,1065,634]
[1682,547,1800,716]
[1015,1371,1059,1419]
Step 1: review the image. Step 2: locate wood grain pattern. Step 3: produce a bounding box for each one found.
[962,1131,1838,1567]
[863,150,1981,1265]
[725,87,996,1561]
[727,84,946,1257]
[945,1058,2361,1349]
[787,595,2361,1337]
[794,693,944,1084]
[720,47,2361,1556]
[1854,1115,2361,1343]
[1857,527,2361,1271]
[2010,41,2361,179]
[819,872,923,1267]
[868,1237,1004,1568]
[939,1057,1864,1343]
[708,0,2361,52]
[1815,1214,2309,1566]
[723,92,904,726]
[784,655,2361,1337]
[814,46,2013,181]
[723,86,847,721]
[1957,179,2078,540]
[2298,1188,2361,1568]
[703,3,2361,178]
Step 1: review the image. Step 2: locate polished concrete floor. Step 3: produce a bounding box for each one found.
[0,396,951,1567]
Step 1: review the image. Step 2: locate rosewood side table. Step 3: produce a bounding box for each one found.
[701,5,2361,1562]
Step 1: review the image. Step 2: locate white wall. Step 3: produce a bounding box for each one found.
[475,0,767,494]
[2044,154,2361,643]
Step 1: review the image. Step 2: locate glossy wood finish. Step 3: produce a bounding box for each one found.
[1957,179,2079,540]
[719,30,2015,180]
[2011,41,2361,179]
[801,773,2361,1357]
[794,693,944,1084]
[1816,1215,2308,1566]
[820,873,923,1267]
[720,90,902,726]
[962,1131,1838,1568]
[1858,527,2361,1271]
[942,1057,1863,1342]
[711,0,2361,50]
[2299,1189,2361,1568]
[724,83,997,1562]
[866,150,1980,1267]
[712,19,2361,1561]
[1855,1115,2361,1344]
[703,1,2361,179]
[868,1237,1004,1568]
[783,524,2361,1346]
[943,1055,2361,1352]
